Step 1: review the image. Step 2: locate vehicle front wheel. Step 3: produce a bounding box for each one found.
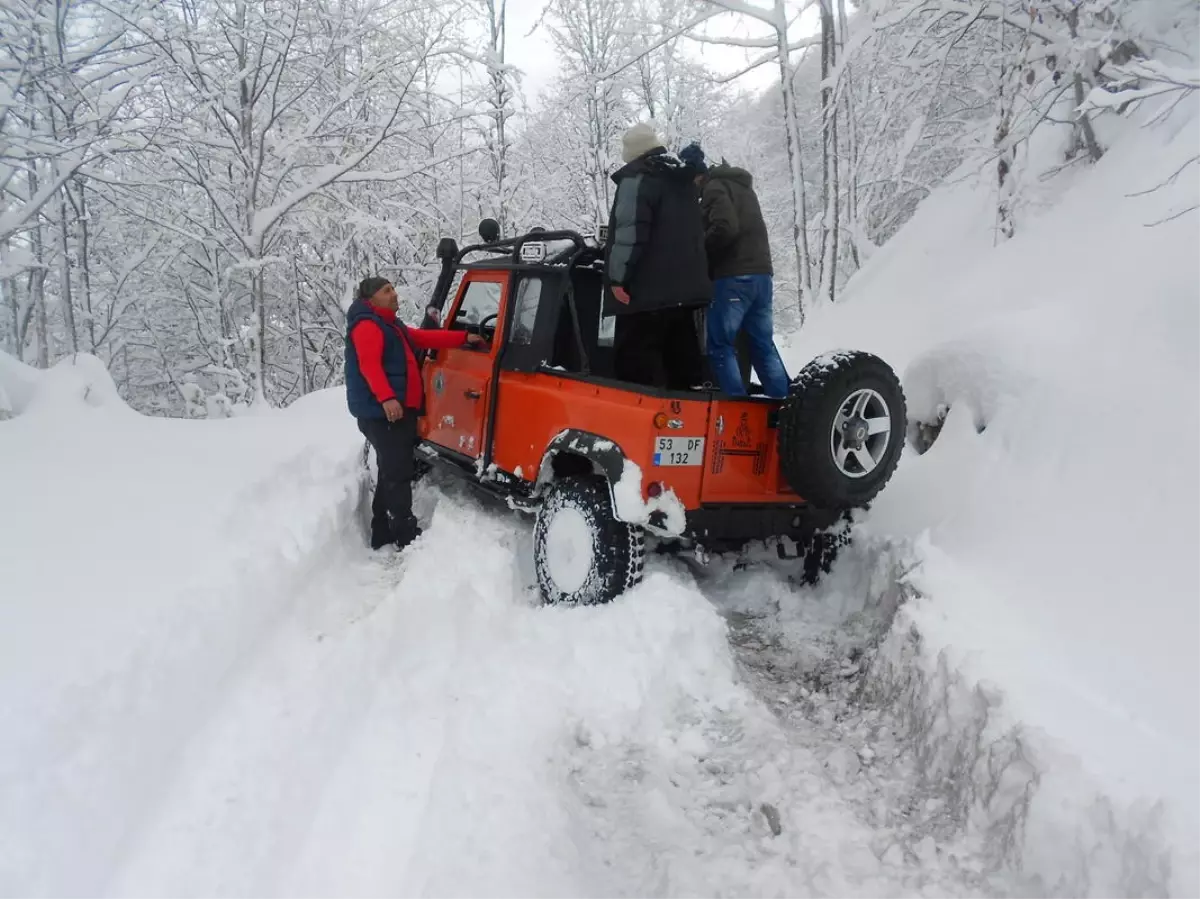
[534,476,645,605]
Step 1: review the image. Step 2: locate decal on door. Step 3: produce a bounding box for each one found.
[712,412,767,475]
[732,413,753,447]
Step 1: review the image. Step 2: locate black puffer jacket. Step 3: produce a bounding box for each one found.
[700,164,773,279]
[604,148,711,316]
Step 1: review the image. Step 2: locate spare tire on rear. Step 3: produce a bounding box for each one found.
[777,351,906,510]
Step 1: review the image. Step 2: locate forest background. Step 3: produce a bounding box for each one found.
[2,0,1191,416]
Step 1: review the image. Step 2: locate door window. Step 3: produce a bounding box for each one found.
[510,277,543,345]
[453,281,502,327]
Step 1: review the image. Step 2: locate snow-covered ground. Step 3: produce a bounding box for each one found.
[780,88,1200,895]
[2,355,1022,897]
[3,70,1197,899]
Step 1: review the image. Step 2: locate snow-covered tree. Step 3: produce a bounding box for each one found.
[1,0,1188,414]
[1,0,157,366]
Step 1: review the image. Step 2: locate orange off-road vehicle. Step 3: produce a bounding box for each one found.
[413,220,906,605]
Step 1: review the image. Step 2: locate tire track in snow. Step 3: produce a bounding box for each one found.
[691,540,1029,896]
[104,534,427,895]
[403,481,1000,897]
[104,487,608,897]
[106,474,1018,897]
[100,504,480,897]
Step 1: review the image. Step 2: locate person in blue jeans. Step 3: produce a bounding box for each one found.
[680,143,791,398]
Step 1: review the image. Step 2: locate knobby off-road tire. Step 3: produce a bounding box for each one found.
[534,476,645,605]
[777,352,906,510]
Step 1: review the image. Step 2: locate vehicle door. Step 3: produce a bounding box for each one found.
[419,272,508,460]
[698,398,796,503]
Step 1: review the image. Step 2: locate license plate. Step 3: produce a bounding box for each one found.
[654,437,705,467]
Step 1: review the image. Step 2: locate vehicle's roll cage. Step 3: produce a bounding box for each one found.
[426,219,606,376]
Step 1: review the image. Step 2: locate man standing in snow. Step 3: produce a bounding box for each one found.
[604,123,711,390]
[679,143,790,399]
[345,277,484,551]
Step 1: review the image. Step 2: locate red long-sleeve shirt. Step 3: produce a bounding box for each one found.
[350,306,467,409]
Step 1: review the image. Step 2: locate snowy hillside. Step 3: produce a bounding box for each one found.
[781,83,1200,895]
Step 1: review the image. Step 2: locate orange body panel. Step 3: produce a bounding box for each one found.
[417,272,506,460]
[490,374,712,508]
[700,399,801,504]
[418,269,803,511]
[418,349,492,459]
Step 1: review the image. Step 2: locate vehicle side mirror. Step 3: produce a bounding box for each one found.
[436,237,458,260]
[479,218,501,243]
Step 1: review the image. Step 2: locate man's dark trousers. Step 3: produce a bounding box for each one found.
[358,415,419,548]
[614,306,705,390]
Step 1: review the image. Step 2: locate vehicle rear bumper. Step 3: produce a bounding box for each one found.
[684,503,842,546]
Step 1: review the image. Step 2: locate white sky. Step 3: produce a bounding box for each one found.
[503,0,789,105]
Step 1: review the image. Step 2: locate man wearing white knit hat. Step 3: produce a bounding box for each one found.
[620,122,663,164]
[603,123,711,390]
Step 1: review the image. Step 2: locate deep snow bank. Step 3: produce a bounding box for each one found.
[99,478,1004,898]
[779,92,1199,893]
[2,353,966,898]
[0,355,365,894]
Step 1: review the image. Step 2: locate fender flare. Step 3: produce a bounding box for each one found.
[537,428,629,490]
[536,429,680,535]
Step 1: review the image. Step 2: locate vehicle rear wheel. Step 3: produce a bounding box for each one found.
[534,476,645,605]
[777,352,906,510]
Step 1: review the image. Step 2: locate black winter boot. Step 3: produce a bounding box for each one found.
[370,517,394,550]
[392,516,423,551]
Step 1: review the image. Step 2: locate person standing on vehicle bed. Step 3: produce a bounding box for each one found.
[679,142,790,399]
[604,123,711,391]
[345,277,484,551]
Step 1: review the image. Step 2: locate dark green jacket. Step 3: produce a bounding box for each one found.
[700,165,773,279]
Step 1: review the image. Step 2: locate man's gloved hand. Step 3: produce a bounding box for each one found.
[612,286,631,305]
